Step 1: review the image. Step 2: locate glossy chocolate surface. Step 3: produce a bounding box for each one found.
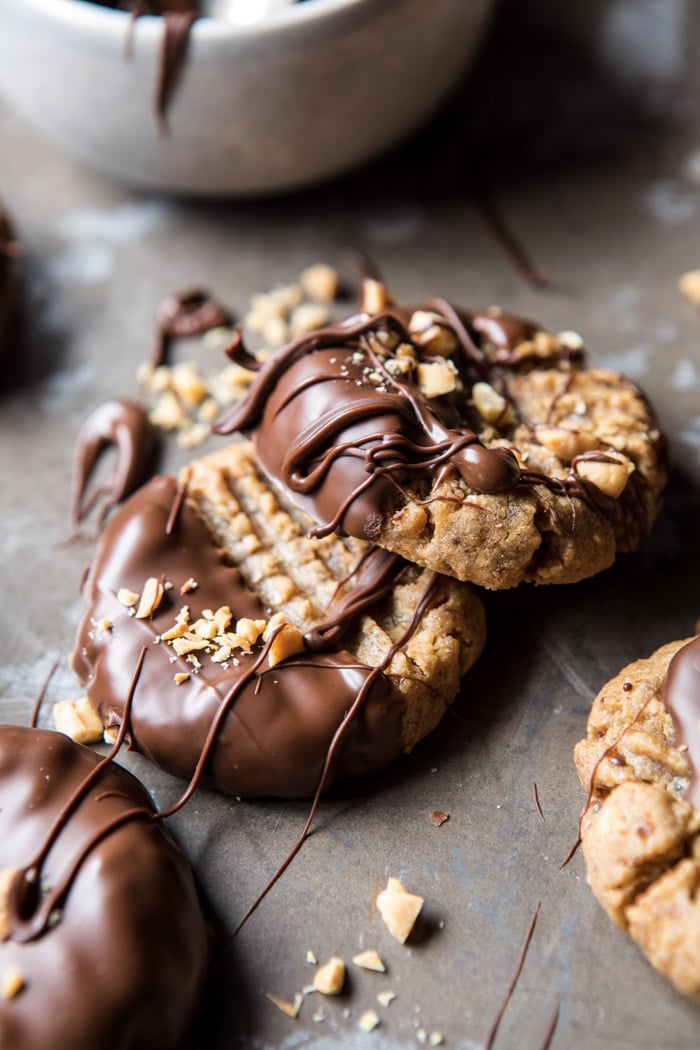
[71,399,158,528]
[71,474,408,798]
[215,302,621,542]
[96,2,199,127]
[664,634,700,808]
[0,724,210,1050]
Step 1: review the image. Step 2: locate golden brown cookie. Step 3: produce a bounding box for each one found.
[70,441,485,798]
[214,295,667,589]
[574,636,700,1003]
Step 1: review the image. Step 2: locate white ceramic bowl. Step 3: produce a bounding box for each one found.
[0,0,495,196]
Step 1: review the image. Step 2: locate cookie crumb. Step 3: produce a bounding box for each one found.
[1,968,24,1000]
[352,949,386,972]
[679,268,700,303]
[376,877,424,943]
[312,956,345,995]
[358,1009,380,1032]
[265,991,303,1019]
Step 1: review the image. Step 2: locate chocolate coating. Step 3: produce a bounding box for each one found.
[664,634,700,807]
[0,724,210,1050]
[214,303,606,542]
[71,399,158,529]
[71,474,407,798]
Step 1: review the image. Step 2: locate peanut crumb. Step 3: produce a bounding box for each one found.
[174,672,190,685]
[306,950,318,965]
[1,968,24,999]
[117,588,140,608]
[429,1032,445,1046]
[679,268,700,304]
[312,956,345,996]
[377,990,396,1008]
[265,992,303,1019]
[53,697,104,745]
[180,578,198,595]
[430,811,449,827]
[376,877,424,943]
[358,1009,380,1032]
[300,263,340,303]
[352,949,386,973]
[135,577,165,619]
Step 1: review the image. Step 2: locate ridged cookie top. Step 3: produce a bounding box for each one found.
[71,468,440,793]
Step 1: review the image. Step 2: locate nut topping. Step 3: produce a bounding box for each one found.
[574,454,635,499]
[134,577,165,619]
[53,697,104,745]
[376,877,424,943]
[312,956,345,995]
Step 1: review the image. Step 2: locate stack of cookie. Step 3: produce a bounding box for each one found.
[69,281,668,805]
[3,278,683,1046]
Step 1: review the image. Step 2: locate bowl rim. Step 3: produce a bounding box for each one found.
[9,0,377,39]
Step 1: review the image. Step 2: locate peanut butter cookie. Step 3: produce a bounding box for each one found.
[70,441,485,798]
[574,635,700,1003]
[215,293,667,589]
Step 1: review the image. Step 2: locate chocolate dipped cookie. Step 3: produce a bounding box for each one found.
[215,293,667,589]
[0,723,210,1049]
[574,635,700,1003]
[70,441,485,798]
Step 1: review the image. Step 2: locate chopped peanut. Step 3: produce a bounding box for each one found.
[312,956,345,995]
[376,877,424,943]
[53,697,104,745]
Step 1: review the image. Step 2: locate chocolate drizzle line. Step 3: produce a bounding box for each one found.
[474,191,549,288]
[483,902,541,1050]
[7,646,148,943]
[29,657,59,729]
[155,11,199,134]
[532,781,545,822]
[538,1000,561,1050]
[113,2,200,130]
[230,567,442,938]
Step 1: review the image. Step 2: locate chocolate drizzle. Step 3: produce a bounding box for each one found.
[0,723,210,1049]
[71,399,158,530]
[214,301,631,544]
[99,2,200,129]
[151,287,233,368]
[70,474,428,798]
[663,634,700,807]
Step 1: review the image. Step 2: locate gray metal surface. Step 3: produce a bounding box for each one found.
[1,8,700,1047]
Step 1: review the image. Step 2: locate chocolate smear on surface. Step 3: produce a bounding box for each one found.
[71,399,158,530]
[151,287,233,368]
